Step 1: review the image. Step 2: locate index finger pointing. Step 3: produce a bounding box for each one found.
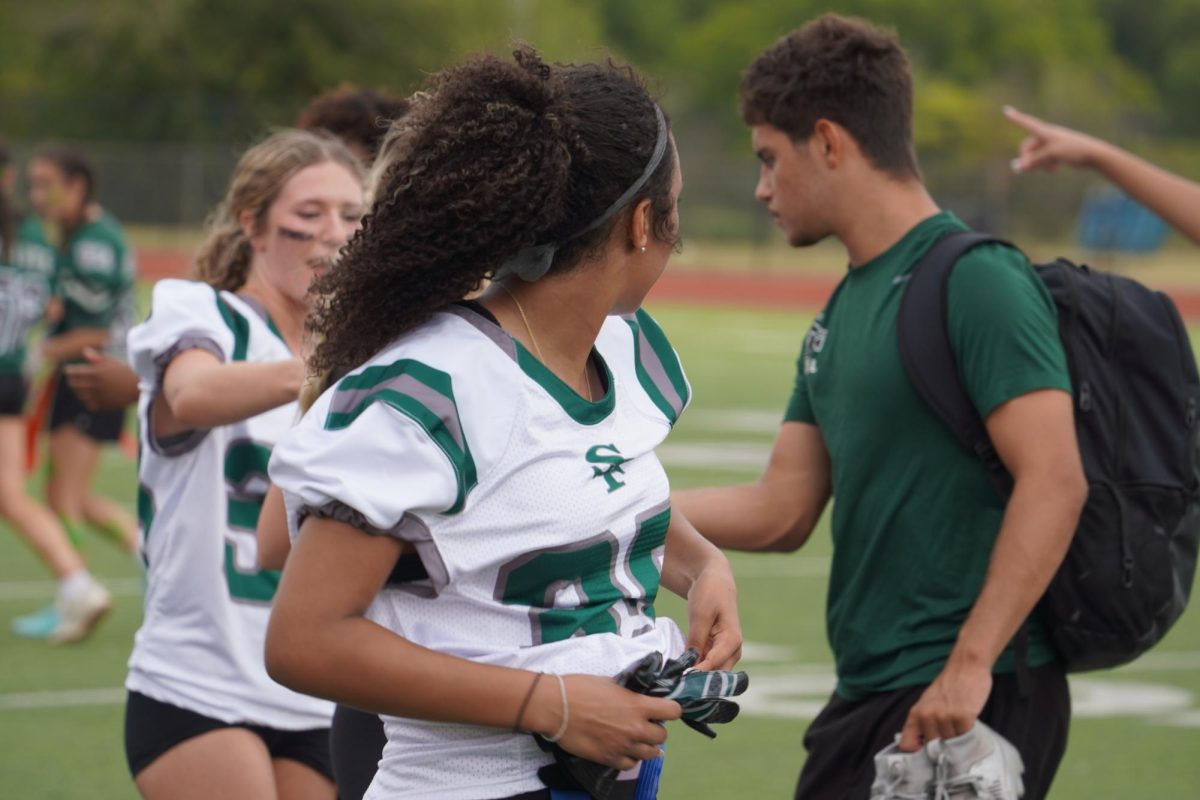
[1003,105,1048,135]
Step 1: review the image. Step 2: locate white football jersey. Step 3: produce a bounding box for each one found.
[126,279,333,730]
[270,303,692,799]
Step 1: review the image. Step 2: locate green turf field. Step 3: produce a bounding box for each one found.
[1,302,1198,798]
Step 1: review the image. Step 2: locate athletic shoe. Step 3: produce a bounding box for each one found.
[870,736,936,800]
[51,580,112,643]
[10,605,61,639]
[926,720,1025,799]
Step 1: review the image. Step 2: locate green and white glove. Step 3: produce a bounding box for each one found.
[617,647,748,738]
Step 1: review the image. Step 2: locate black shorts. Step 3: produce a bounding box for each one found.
[794,662,1071,800]
[49,371,125,442]
[329,704,386,800]
[0,374,26,416]
[124,690,334,782]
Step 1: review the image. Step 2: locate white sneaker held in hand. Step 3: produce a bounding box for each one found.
[927,720,1025,799]
[870,735,936,800]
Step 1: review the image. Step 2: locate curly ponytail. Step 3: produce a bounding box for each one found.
[194,129,364,292]
[306,46,676,388]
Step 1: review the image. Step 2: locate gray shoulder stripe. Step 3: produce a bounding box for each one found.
[634,325,685,417]
[328,372,466,451]
[444,305,517,361]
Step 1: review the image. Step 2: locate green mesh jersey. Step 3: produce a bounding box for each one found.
[0,220,57,374]
[47,211,136,337]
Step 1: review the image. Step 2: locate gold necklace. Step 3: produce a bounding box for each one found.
[500,284,594,401]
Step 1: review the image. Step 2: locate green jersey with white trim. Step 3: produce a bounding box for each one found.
[270,304,692,800]
[0,223,55,374]
[126,278,332,731]
[50,211,136,348]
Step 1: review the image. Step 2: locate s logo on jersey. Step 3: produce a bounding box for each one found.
[803,315,828,376]
[586,444,627,493]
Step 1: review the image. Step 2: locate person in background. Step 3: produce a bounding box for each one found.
[64,84,412,413]
[295,83,412,166]
[674,16,1086,799]
[123,129,365,800]
[23,147,138,563]
[1005,105,1200,245]
[0,142,112,643]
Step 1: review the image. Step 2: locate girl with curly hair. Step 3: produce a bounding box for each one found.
[124,128,365,800]
[265,48,743,800]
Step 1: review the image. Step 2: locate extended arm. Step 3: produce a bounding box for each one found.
[156,348,303,433]
[660,510,742,670]
[673,421,831,552]
[1006,106,1200,246]
[898,388,1086,750]
[266,515,682,771]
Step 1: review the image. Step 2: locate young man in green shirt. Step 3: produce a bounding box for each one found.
[675,15,1087,800]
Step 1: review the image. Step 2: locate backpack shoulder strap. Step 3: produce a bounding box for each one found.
[896,230,1015,495]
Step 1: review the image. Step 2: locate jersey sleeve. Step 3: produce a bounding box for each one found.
[270,382,463,542]
[127,279,235,392]
[947,245,1072,419]
[622,309,693,426]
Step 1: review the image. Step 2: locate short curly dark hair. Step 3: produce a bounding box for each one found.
[740,14,918,179]
[296,83,412,163]
[305,47,676,382]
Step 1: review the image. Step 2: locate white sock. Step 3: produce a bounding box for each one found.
[58,570,97,605]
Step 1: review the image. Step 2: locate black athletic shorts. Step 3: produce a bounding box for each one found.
[0,374,26,416]
[330,704,386,800]
[49,371,125,442]
[124,690,334,782]
[794,661,1070,800]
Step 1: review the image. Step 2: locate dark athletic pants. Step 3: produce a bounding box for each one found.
[794,662,1070,800]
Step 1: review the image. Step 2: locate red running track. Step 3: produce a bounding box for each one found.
[139,247,1200,321]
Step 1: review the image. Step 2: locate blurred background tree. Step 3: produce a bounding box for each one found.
[1,0,1196,242]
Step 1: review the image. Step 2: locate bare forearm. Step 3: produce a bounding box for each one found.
[674,482,821,552]
[1089,142,1200,246]
[168,360,302,427]
[267,616,559,734]
[660,509,729,597]
[950,472,1086,668]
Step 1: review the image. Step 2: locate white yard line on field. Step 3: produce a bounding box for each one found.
[681,408,783,435]
[0,688,126,710]
[0,577,142,602]
[657,441,771,471]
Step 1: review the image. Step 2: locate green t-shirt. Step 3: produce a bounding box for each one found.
[49,211,136,336]
[785,212,1071,701]
[0,222,55,374]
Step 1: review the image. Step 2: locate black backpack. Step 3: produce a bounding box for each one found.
[897,231,1200,672]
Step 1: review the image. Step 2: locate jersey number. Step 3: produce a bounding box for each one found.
[224,440,281,603]
[495,507,670,645]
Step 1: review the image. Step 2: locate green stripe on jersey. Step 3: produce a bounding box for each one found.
[625,309,690,425]
[214,291,250,362]
[513,341,615,426]
[325,359,476,514]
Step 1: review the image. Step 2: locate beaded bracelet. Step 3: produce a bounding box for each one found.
[544,673,570,743]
